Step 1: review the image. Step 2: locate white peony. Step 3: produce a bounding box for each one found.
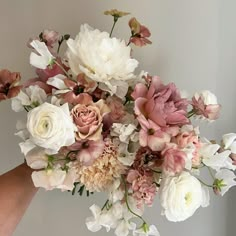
[27,102,75,154]
[66,24,138,98]
[159,171,205,222]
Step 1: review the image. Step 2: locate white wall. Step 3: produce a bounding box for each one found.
[0,0,235,235]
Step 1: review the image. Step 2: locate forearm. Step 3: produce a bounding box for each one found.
[0,163,38,236]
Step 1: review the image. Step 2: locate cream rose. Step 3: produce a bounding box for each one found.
[159,171,204,222]
[27,102,75,153]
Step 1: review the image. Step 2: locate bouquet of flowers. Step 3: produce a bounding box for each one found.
[1,9,236,236]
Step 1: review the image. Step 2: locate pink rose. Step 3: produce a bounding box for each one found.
[162,144,186,174]
[0,69,21,101]
[191,90,221,120]
[71,98,110,141]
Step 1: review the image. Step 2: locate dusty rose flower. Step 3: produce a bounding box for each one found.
[191,90,221,120]
[0,69,21,101]
[132,76,189,127]
[41,29,60,48]
[127,169,156,208]
[162,144,186,175]
[129,17,152,47]
[23,77,52,94]
[106,96,125,122]
[63,73,97,105]
[67,140,105,166]
[71,98,110,141]
[78,139,124,192]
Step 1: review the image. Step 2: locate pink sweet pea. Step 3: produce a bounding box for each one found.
[161,144,186,175]
[41,29,60,48]
[0,69,21,101]
[129,18,152,47]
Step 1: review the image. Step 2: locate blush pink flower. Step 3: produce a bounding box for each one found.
[127,169,156,208]
[138,116,177,151]
[71,99,110,141]
[129,17,152,47]
[23,77,52,94]
[41,29,60,48]
[0,69,21,101]
[191,90,221,120]
[161,144,186,175]
[132,76,189,127]
[67,140,105,166]
[63,73,97,105]
[106,96,125,122]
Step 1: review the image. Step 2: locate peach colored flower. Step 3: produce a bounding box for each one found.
[0,69,21,101]
[71,98,110,141]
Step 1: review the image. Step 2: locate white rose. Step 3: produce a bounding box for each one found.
[159,171,204,222]
[27,102,75,154]
[66,24,138,98]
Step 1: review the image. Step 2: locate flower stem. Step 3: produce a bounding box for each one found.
[197,178,214,188]
[121,176,146,224]
[110,17,118,37]
[53,60,73,79]
[101,199,109,211]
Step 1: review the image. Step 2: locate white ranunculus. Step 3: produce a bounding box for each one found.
[30,40,55,69]
[66,24,138,98]
[160,171,204,222]
[11,85,47,112]
[27,102,75,154]
[25,147,48,169]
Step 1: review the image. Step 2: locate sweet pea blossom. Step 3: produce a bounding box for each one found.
[30,40,55,69]
[214,169,236,196]
[25,147,48,169]
[41,29,60,48]
[133,225,160,236]
[0,69,21,101]
[192,90,221,120]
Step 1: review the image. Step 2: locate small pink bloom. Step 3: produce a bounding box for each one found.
[129,18,152,47]
[161,144,186,174]
[41,29,60,48]
[68,140,104,166]
[0,69,21,101]
[192,90,221,120]
[106,96,125,122]
[71,98,110,141]
[127,170,156,208]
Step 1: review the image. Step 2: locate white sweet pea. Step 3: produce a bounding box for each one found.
[11,85,47,112]
[109,179,124,203]
[66,24,138,98]
[27,102,75,154]
[160,171,204,222]
[133,225,160,236]
[200,143,235,171]
[25,147,48,169]
[194,90,218,105]
[215,169,236,196]
[115,219,136,236]
[31,167,66,190]
[222,133,236,153]
[47,74,68,90]
[30,40,55,69]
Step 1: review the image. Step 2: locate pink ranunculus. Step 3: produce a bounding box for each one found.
[191,90,221,120]
[0,69,21,101]
[67,140,105,166]
[71,98,110,141]
[127,169,156,208]
[42,29,60,48]
[133,76,189,127]
[128,17,152,47]
[63,73,97,105]
[106,96,125,122]
[161,144,186,175]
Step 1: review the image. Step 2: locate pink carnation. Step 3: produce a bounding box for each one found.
[127,170,156,208]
